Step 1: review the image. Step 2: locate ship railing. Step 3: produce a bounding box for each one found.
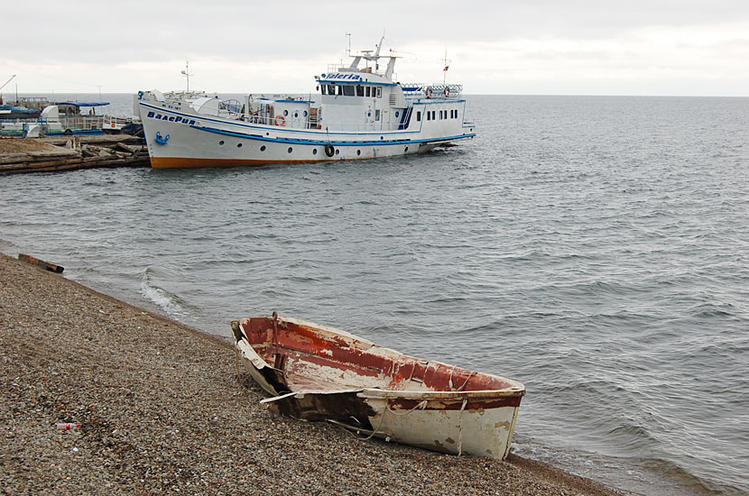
[402,83,463,98]
[41,115,133,132]
[233,111,411,133]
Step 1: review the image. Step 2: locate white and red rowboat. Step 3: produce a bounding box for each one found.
[231,314,525,459]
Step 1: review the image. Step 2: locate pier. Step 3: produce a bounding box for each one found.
[0,135,148,173]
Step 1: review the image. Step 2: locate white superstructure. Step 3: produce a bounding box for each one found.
[137,41,475,169]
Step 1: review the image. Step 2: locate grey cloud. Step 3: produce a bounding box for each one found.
[6,0,749,64]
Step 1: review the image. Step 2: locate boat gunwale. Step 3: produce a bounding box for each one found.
[236,316,526,396]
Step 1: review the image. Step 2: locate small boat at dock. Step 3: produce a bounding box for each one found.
[232,314,525,459]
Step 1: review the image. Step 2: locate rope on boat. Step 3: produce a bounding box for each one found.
[448,366,475,391]
[385,399,428,416]
[457,398,468,456]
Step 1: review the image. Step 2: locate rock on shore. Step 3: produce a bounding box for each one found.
[0,253,627,495]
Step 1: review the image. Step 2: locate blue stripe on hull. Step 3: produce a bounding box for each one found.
[190,124,475,146]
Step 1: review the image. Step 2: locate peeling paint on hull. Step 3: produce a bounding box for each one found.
[231,315,525,459]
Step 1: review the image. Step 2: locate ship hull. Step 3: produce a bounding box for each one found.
[138,101,475,169]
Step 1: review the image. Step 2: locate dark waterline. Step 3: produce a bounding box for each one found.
[2,95,748,495]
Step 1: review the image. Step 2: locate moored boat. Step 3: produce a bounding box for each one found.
[232,314,525,459]
[138,39,476,169]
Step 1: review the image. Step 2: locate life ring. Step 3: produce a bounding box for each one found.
[425,87,433,98]
[324,143,335,157]
[275,115,286,126]
[444,87,450,97]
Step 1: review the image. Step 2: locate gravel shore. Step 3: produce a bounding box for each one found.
[0,253,629,495]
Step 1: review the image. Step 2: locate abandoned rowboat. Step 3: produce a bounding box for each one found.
[231,314,525,459]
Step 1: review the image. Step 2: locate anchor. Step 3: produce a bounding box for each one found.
[155,131,170,145]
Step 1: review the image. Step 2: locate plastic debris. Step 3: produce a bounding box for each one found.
[56,423,80,430]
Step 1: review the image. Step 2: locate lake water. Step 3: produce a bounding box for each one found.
[1,94,747,495]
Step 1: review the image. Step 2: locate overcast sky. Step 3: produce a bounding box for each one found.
[3,0,749,95]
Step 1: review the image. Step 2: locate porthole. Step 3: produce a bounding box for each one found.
[356,149,361,156]
[237,143,243,148]
[313,148,318,155]
[405,146,409,152]
[395,111,399,118]
[380,136,383,140]
[294,112,299,118]
[260,145,266,152]
[219,140,224,145]
[283,110,289,117]
[367,111,371,117]
[303,110,308,117]
[288,147,293,153]
[335,149,340,155]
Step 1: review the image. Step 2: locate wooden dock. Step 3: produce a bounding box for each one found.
[0,135,149,174]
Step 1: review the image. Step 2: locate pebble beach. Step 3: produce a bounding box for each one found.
[0,252,628,495]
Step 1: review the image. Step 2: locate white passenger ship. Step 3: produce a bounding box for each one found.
[137,41,475,169]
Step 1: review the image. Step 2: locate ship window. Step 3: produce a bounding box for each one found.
[288,147,293,153]
[432,111,436,120]
[283,110,288,117]
[357,149,361,156]
[335,148,340,155]
[343,85,355,96]
[260,145,266,151]
[294,112,298,118]
[237,143,243,148]
[327,84,335,95]
[313,148,317,155]
[356,85,364,97]
[337,85,343,96]
[320,85,326,95]
[395,111,399,118]
[375,109,380,121]
[219,140,224,145]
[366,87,371,97]
[376,87,382,98]
[426,112,430,121]
[416,111,421,121]
[304,110,308,117]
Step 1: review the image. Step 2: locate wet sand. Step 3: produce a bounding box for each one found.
[0,253,629,495]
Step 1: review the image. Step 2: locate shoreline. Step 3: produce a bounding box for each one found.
[0,252,629,495]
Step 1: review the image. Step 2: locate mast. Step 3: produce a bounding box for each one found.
[442,51,450,85]
[180,61,193,92]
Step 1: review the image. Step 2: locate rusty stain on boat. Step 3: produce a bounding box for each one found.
[232,314,525,459]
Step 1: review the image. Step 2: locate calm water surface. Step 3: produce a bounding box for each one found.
[2,95,748,495]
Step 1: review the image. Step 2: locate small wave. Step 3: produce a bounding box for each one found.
[139,267,186,317]
[688,302,737,319]
[633,457,739,495]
